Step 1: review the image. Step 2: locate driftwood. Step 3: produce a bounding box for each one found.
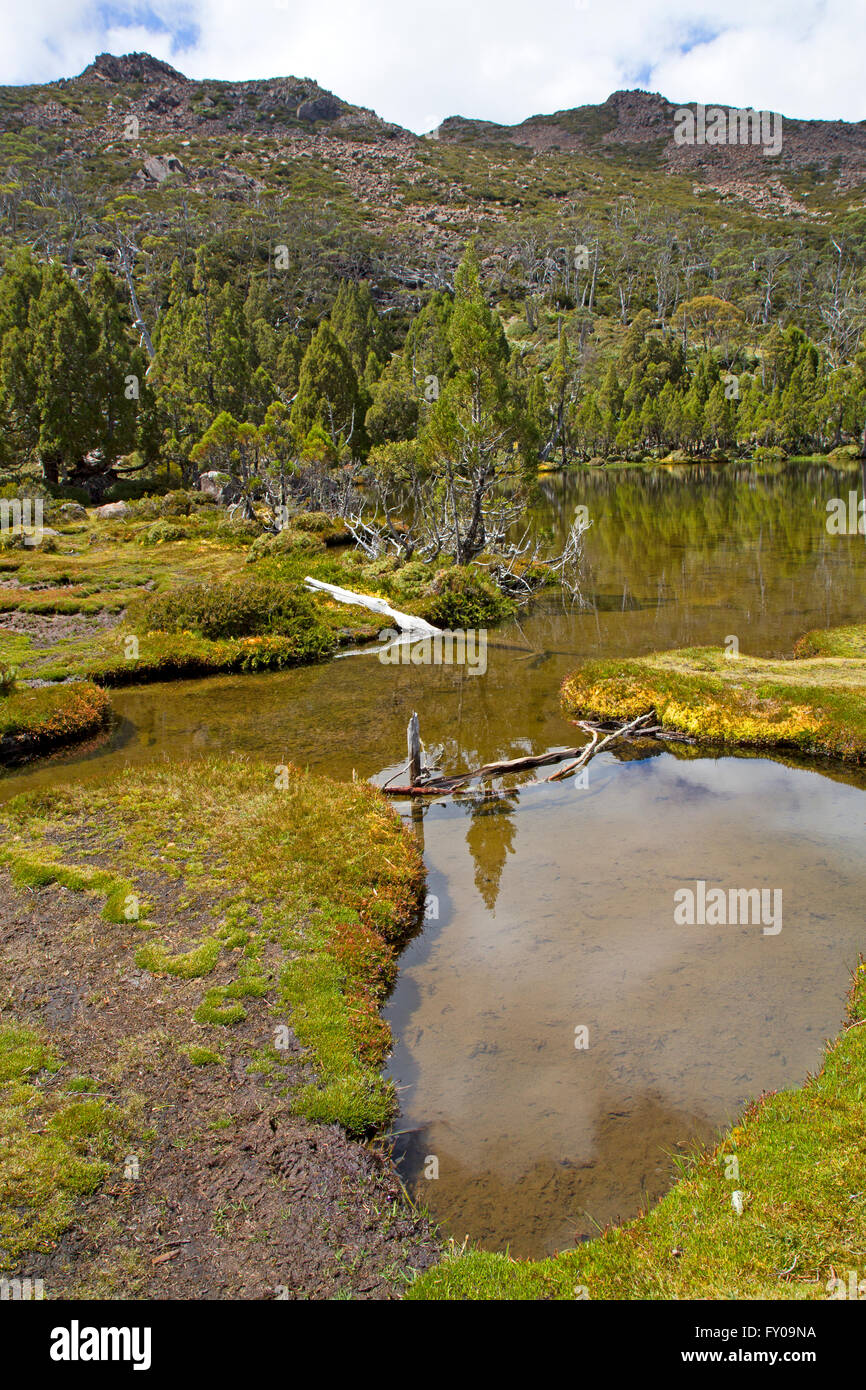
[304,576,442,635]
[407,711,422,785]
[381,710,688,796]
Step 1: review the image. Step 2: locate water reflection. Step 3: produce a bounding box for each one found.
[462,792,520,915]
[385,752,866,1257]
[1,463,864,1260]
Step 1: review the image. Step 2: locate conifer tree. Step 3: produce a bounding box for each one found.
[420,242,527,562]
[290,322,363,457]
[88,264,139,469]
[29,262,100,484]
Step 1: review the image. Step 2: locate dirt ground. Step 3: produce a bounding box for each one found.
[0,609,121,647]
[0,863,441,1300]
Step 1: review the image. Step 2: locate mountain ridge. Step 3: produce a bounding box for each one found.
[11,51,866,190]
[1,50,864,330]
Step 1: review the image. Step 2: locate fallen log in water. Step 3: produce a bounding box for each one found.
[304,576,442,635]
[380,710,683,796]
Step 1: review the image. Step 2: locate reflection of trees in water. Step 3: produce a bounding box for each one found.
[423,732,538,778]
[537,462,857,556]
[374,463,866,781]
[458,790,519,914]
[528,463,866,645]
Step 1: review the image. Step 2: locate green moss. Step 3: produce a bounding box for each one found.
[0,1022,125,1271]
[560,626,866,762]
[182,1046,225,1067]
[135,937,222,979]
[0,1023,60,1083]
[193,990,247,1027]
[0,849,144,924]
[224,974,269,999]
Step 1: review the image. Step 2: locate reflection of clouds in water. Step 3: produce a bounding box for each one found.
[385,752,866,1254]
[658,755,858,847]
[393,1083,716,1259]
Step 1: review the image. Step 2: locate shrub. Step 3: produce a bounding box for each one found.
[216,516,262,544]
[382,559,431,602]
[246,528,325,563]
[160,489,195,517]
[424,566,516,628]
[141,520,188,546]
[126,495,161,521]
[281,512,351,545]
[135,578,323,642]
[292,511,336,533]
[358,555,400,586]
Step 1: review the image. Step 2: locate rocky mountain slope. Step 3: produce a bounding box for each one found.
[436,88,866,189]
[5,51,866,199]
[1,52,864,326]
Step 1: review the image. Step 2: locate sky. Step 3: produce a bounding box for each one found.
[0,0,862,134]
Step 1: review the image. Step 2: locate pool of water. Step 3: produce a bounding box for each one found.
[3,462,865,1258]
[384,752,865,1256]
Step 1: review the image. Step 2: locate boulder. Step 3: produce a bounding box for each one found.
[141,154,185,184]
[146,89,180,114]
[59,501,87,520]
[198,471,233,502]
[296,96,341,123]
[94,500,130,520]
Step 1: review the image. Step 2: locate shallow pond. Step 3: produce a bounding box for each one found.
[3,463,865,1258]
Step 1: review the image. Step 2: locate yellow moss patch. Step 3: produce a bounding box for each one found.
[560,628,866,761]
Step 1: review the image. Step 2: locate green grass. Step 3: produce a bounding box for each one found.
[560,625,866,762]
[0,681,111,761]
[0,1023,126,1271]
[410,962,866,1299]
[0,756,425,1135]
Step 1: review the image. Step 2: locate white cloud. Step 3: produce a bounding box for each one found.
[0,0,862,133]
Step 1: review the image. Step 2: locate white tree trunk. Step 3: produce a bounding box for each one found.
[303,577,442,634]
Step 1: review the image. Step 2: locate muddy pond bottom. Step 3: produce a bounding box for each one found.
[385,751,865,1259]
